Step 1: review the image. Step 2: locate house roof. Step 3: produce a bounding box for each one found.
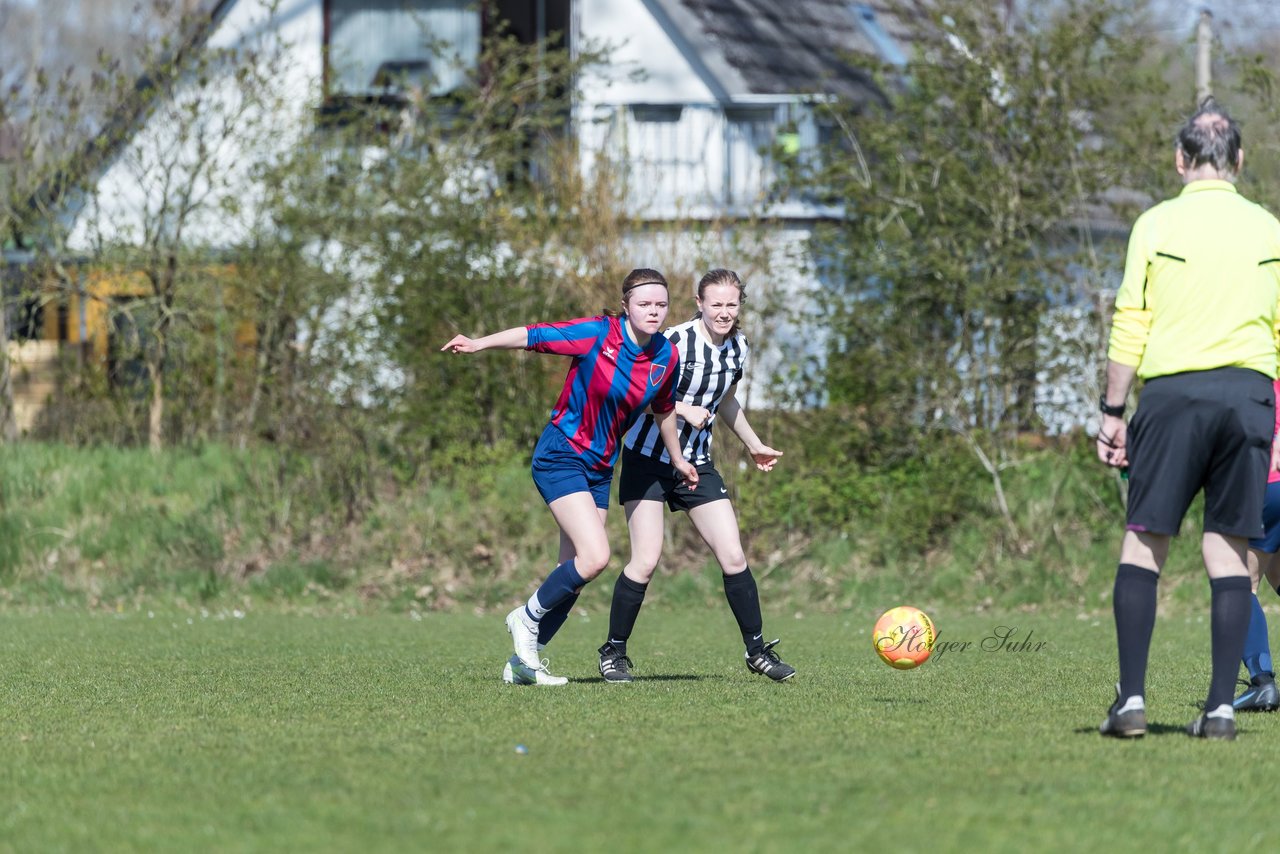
[646,0,908,105]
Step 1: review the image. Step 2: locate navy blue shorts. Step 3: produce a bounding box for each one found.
[1126,367,1273,539]
[1251,480,1280,553]
[530,425,613,510]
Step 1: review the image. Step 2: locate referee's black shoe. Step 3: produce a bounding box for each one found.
[598,643,635,683]
[1098,685,1146,738]
[1233,673,1279,712]
[746,639,796,682]
[1186,710,1236,740]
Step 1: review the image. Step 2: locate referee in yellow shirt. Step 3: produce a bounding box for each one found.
[1097,99,1280,741]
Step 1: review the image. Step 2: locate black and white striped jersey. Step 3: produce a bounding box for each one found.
[623,318,748,465]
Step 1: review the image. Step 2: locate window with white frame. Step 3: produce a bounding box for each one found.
[325,0,480,98]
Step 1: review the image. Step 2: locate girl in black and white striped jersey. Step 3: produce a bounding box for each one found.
[597,269,795,683]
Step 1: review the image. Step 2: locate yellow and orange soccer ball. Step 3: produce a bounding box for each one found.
[871,606,936,669]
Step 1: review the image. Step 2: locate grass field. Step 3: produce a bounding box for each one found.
[1,605,1276,852]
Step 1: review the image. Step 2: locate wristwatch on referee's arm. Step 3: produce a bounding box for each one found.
[1098,395,1126,418]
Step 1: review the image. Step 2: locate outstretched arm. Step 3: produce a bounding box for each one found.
[441,327,529,354]
[654,407,699,490]
[719,387,782,472]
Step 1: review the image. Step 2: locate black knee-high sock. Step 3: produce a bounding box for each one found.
[606,574,648,653]
[723,568,764,656]
[1208,576,1253,711]
[1114,563,1159,700]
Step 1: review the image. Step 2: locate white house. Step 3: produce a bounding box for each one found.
[51,0,909,410]
[67,0,905,236]
[573,0,908,405]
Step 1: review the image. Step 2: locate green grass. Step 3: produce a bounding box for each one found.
[1,606,1276,852]
[0,443,280,604]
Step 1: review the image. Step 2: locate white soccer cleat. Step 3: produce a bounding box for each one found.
[506,607,542,670]
[502,655,568,686]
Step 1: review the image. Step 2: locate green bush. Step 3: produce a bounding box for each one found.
[0,435,1214,613]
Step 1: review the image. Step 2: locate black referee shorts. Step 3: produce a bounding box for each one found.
[618,447,729,512]
[1126,367,1273,539]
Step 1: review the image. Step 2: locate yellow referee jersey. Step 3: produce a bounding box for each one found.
[1108,180,1280,379]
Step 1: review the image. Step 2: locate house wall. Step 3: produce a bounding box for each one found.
[571,0,839,406]
[67,0,324,252]
[575,0,837,221]
[576,0,730,217]
[7,340,61,435]
[577,0,715,105]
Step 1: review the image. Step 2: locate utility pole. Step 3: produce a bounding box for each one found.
[1196,7,1213,105]
[0,298,14,443]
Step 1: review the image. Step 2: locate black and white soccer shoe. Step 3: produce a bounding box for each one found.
[745,639,796,682]
[598,643,635,683]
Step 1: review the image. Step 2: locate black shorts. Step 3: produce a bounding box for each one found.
[1126,367,1273,538]
[618,447,729,512]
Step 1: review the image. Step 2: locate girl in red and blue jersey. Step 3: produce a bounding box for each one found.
[441,269,698,683]
[1235,377,1280,711]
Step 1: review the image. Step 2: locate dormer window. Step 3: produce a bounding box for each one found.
[324,0,481,100]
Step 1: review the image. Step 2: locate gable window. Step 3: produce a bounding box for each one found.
[630,104,684,123]
[324,0,481,99]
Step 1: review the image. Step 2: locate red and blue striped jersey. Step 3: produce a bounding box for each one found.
[526,315,680,471]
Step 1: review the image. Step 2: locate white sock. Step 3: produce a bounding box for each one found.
[1117,695,1144,714]
[1206,703,1234,720]
[524,592,548,621]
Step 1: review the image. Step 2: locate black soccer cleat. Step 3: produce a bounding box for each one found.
[598,643,635,683]
[745,639,796,682]
[1098,684,1146,738]
[1232,673,1279,712]
[1186,713,1236,740]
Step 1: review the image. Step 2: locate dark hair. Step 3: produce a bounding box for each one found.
[1177,97,1242,175]
[693,268,745,336]
[605,268,668,317]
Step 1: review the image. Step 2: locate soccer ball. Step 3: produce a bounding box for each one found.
[871,606,936,670]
